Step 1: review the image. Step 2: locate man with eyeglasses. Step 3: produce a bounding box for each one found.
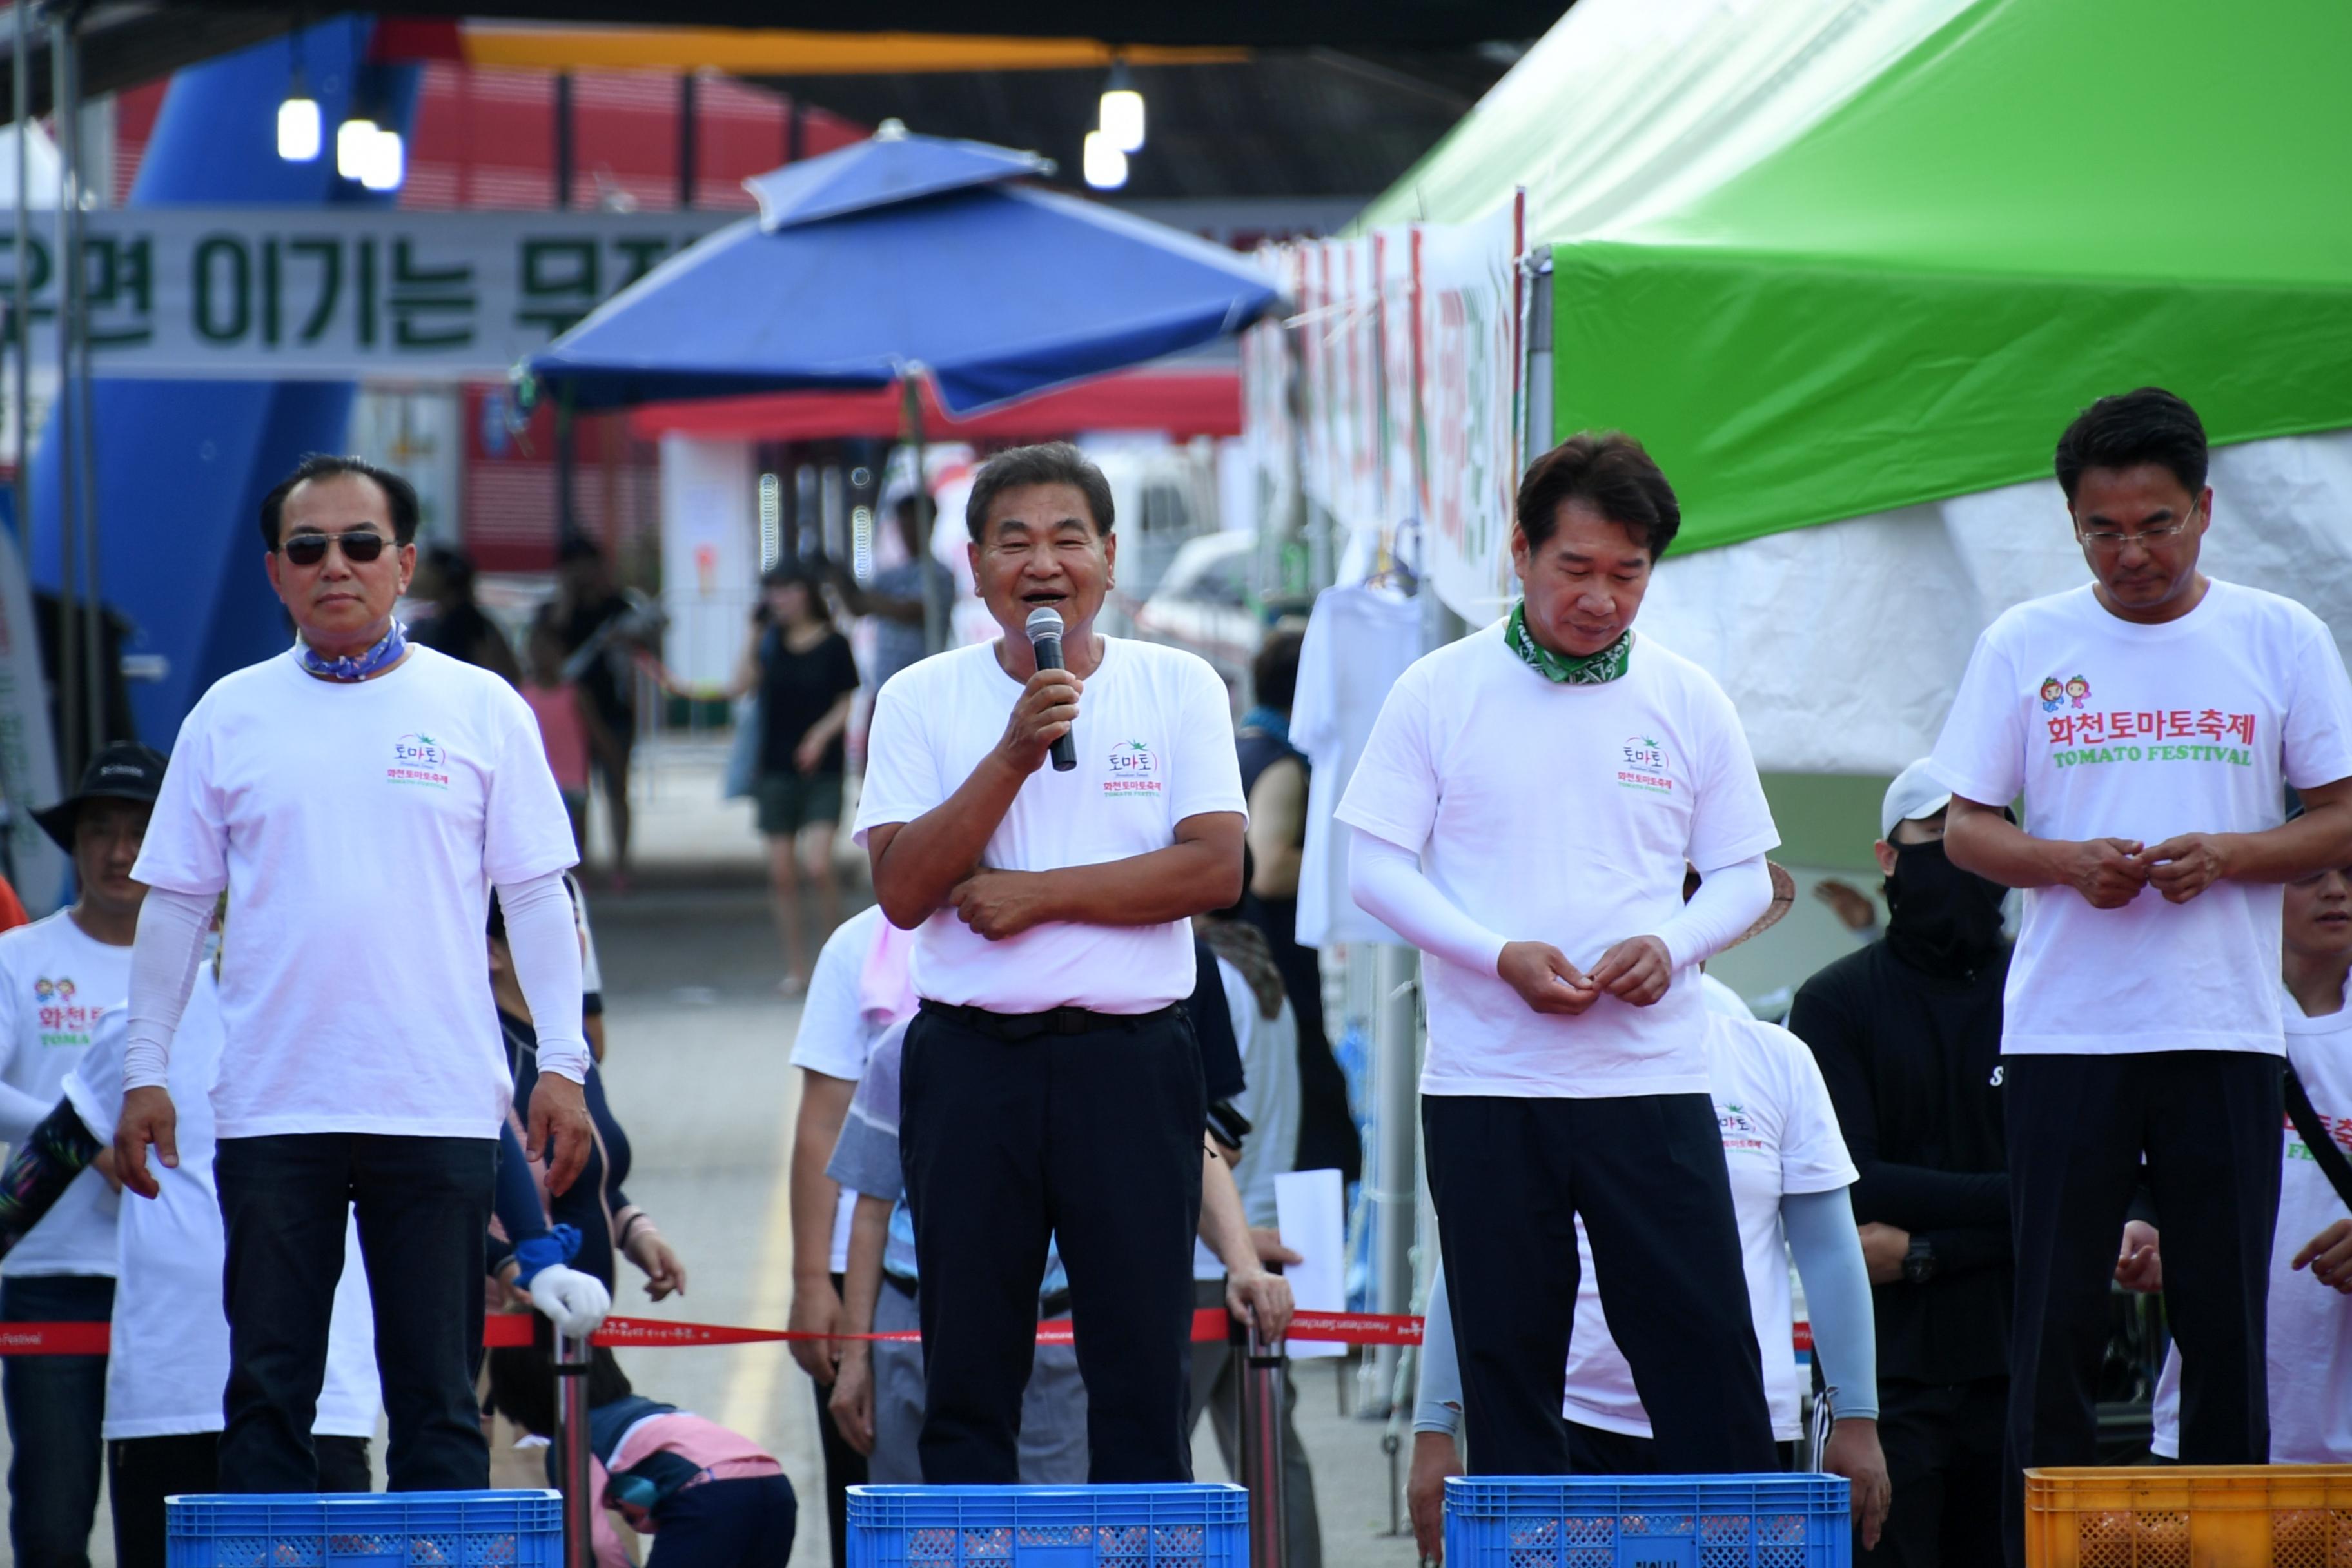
[112,453,593,1493]
[1928,388,2352,1564]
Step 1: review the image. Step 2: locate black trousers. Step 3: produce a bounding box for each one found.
[809,1271,868,1568]
[1424,1092,1778,1476]
[108,1433,370,1568]
[1867,1376,2005,1568]
[214,1133,495,1493]
[2001,1052,2281,1567]
[1,1273,112,1568]
[900,1003,1204,1484]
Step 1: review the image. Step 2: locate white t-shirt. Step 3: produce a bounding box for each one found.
[853,638,1247,1014]
[1930,581,2352,1056]
[2151,978,2352,1462]
[790,906,897,1274]
[1290,584,1421,947]
[133,647,578,1137]
[67,985,378,1439]
[1563,1012,1856,1442]
[0,910,130,1277]
[1337,622,1779,1097]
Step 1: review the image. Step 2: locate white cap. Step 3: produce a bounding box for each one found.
[1881,758,1952,839]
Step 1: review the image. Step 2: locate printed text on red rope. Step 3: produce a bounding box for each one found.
[0,1313,1813,1354]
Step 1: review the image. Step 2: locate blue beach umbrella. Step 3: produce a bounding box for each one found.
[527,121,1283,416]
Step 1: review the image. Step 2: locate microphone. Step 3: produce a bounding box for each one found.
[1024,607,1080,773]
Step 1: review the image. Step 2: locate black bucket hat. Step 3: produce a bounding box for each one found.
[34,741,168,852]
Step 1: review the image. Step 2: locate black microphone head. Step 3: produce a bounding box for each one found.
[1024,607,1065,645]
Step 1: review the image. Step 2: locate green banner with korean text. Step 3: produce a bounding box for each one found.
[3,208,736,380]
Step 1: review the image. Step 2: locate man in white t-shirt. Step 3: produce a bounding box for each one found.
[854,441,1247,1484]
[1342,432,1782,1475]
[1930,389,2352,1562]
[113,454,592,1493]
[0,741,161,1568]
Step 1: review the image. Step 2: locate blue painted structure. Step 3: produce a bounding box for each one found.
[28,19,418,740]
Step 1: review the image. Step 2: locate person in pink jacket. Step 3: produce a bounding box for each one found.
[488,1326,795,1568]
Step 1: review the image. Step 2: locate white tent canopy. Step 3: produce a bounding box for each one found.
[1636,431,2352,774]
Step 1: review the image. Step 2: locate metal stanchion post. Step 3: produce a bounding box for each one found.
[1234,1314,1289,1568]
[555,1328,593,1568]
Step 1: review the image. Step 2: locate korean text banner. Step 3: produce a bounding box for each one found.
[9,208,734,380]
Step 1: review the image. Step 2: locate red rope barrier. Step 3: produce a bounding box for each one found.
[0,1311,1806,1355]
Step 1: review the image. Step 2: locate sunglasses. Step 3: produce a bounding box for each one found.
[278,531,395,567]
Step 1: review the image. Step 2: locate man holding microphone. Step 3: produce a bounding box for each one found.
[113,453,593,1492]
[856,442,1246,1485]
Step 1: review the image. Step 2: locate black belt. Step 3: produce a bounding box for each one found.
[919,998,1179,1041]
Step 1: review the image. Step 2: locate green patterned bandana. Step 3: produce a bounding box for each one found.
[1507,602,1632,684]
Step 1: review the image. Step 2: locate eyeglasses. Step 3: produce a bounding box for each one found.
[278,531,393,567]
[2075,505,2200,549]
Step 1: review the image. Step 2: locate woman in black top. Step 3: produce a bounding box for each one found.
[728,565,861,992]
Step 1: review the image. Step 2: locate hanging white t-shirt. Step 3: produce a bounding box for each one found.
[66,986,379,1439]
[1563,1012,1856,1441]
[1290,585,1420,947]
[2150,977,2352,1462]
[132,647,578,1138]
[853,637,1247,1014]
[1337,622,1779,1097]
[0,910,131,1279]
[1930,580,2352,1056]
[790,905,897,1274]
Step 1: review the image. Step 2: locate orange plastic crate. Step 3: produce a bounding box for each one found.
[2024,1467,2352,1568]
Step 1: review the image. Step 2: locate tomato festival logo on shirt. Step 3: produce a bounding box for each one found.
[1616,736,1672,795]
[1103,740,1163,797]
[388,733,453,789]
[2041,676,2258,769]
[1716,1101,1765,1154]
[31,977,96,1047]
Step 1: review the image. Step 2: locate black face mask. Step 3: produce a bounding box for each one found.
[1884,836,2008,976]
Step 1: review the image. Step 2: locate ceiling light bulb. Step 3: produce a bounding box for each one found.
[277,93,321,162]
[1081,130,1128,191]
[1099,85,1144,154]
[361,126,404,191]
[336,115,378,181]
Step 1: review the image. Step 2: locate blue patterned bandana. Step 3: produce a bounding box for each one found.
[297,620,408,681]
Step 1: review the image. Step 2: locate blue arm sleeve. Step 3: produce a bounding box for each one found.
[1782,1187,1879,1422]
[1414,1260,1464,1436]
[495,1121,578,1286]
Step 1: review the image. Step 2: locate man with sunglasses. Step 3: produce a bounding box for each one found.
[112,453,593,1493]
[1929,389,2352,1563]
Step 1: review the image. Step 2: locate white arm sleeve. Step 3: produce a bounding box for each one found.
[498,870,590,1085]
[123,887,217,1092]
[1651,854,1772,971]
[1348,828,1507,976]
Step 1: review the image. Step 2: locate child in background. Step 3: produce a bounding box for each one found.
[487,1322,795,1568]
[525,624,605,858]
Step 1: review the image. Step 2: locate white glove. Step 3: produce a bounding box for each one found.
[527,1264,612,1338]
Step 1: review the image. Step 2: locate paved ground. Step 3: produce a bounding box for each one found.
[0,740,1425,1567]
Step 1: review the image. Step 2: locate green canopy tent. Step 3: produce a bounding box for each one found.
[1363,0,2352,555]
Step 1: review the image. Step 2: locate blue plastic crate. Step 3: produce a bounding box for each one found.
[1444,1474,1851,1568]
[166,1491,564,1568]
[848,1483,1248,1568]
